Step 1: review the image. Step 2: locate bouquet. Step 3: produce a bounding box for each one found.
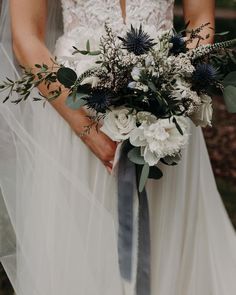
[1,23,236,292]
[1,23,236,191]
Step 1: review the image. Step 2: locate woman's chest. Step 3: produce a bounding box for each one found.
[61,0,174,34]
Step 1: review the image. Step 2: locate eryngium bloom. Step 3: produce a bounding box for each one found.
[85,89,113,113]
[118,25,156,55]
[192,64,217,90]
[169,34,186,54]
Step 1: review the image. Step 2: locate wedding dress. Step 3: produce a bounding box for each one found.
[0,1,236,295]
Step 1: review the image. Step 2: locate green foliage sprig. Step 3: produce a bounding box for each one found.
[0,59,62,104]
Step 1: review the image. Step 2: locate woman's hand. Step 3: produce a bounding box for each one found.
[69,108,117,173]
[83,127,117,173]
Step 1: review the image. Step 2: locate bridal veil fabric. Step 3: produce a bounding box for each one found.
[0,0,236,294]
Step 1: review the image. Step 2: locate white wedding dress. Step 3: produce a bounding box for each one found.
[0,1,236,295]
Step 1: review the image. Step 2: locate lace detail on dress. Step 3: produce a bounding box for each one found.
[60,0,175,35]
[55,0,175,77]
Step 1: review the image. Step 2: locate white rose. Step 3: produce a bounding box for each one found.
[191,94,213,127]
[101,109,136,141]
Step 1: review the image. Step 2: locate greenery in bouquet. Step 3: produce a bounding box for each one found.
[1,22,236,191]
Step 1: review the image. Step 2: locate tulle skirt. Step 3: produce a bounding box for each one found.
[0,22,236,294]
[1,89,236,295]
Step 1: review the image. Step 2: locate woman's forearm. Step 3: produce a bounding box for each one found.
[12,35,89,134]
[9,0,121,170]
[10,0,90,133]
[12,36,117,167]
[183,0,215,46]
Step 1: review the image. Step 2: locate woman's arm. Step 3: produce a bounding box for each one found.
[182,0,215,46]
[10,0,116,171]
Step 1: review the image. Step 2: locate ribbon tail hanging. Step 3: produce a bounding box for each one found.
[136,186,151,295]
[117,143,151,295]
[117,143,135,281]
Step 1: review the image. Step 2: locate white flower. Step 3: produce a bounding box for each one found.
[145,56,155,67]
[129,125,147,147]
[101,109,136,141]
[136,112,157,124]
[170,79,202,115]
[128,81,137,89]
[128,81,148,92]
[130,117,189,166]
[131,67,142,81]
[170,79,192,100]
[166,55,195,77]
[190,94,213,127]
[81,76,100,88]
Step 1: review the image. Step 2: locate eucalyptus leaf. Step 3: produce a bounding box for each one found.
[42,64,48,71]
[128,147,146,165]
[227,51,236,64]
[6,78,13,83]
[65,93,88,110]
[57,67,77,88]
[76,92,90,100]
[3,96,9,103]
[78,50,89,55]
[223,85,236,113]
[222,71,236,87]
[148,81,157,92]
[139,164,150,193]
[89,50,101,56]
[215,31,230,36]
[148,166,163,179]
[41,66,48,72]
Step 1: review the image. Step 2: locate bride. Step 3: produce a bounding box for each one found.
[0,0,236,294]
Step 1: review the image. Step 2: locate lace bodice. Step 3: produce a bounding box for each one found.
[55,0,175,75]
[60,0,174,35]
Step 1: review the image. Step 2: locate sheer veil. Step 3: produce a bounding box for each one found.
[0,1,122,294]
[0,0,63,287]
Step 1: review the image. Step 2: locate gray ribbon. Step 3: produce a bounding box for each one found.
[136,186,151,295]
[117,143,151,295]
[117,143,135,281]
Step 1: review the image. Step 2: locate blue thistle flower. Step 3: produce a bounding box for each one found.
[118,25,156,55]
[85,89,113,113]
[169,34,186,54]
[192,64,217,90]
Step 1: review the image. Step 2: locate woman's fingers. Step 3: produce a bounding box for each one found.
[105,164,113,174]
[70,110,118,171]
